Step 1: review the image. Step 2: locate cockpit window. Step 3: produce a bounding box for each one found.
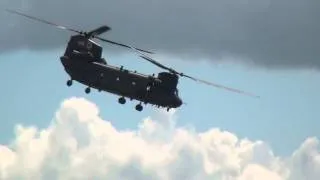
[174,89,179,96]
[77,40,85,47]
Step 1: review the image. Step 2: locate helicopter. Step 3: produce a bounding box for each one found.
[6,9,259,112]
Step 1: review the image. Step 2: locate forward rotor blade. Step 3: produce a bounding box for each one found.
[6,9,81,34]
[181,74,260,98]
[86,25,111,37]
[96,36,154,54]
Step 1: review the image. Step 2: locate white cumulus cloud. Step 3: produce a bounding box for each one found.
[0,97,319,180]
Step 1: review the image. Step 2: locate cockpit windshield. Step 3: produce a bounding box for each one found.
[174,89,179,96]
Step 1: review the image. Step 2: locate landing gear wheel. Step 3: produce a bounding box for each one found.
[66,80,72,87]
[167,107,170,112]
[85,87,91,94]
[135,104,143,112]
[118,97,126,104]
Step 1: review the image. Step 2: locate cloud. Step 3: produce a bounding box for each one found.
[0,97,319,179]
[1,0,319,69]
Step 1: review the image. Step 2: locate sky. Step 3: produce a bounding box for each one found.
[0,0,320,179]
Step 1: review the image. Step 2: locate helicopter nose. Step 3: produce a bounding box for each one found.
[175,97,183,107]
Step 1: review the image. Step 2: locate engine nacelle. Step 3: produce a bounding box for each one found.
[157,72,179,94]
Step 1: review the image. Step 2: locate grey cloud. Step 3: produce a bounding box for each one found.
[1,0,319,69]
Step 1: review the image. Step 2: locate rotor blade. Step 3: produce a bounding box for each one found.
[130,46,175,72]
[86,25,111,37]
[6,9,81,34]
[96,36,154,54]
[181,74,260,98]
[130,47,259,98]
[132,48,259,98]
[139,55,176,73]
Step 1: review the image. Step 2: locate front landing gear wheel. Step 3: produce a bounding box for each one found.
[66,80,72,87]
[85,87,91,94]
[135,104,143,112]
[118,97,126,104]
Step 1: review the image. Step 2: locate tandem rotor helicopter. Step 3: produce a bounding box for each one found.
[6,9,259,112]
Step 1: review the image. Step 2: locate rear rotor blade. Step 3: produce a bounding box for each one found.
[131,47,260,98]
[6,9,81,34]
[130,46,174,71]
[181,74,260,98]
[96,36,154,54]
[139,55,175,73]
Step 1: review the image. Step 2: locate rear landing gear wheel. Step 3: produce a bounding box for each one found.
[118,97,126,104]
[66,80,72,87]
[85,87,91,94]
[135,104,143,112]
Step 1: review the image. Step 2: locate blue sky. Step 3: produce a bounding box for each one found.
[0,47,319,157]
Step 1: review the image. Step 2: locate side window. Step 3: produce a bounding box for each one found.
[77,40,92,50]
[87,42,92,50]
[175,89,179,95]
[77,41,85,47]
